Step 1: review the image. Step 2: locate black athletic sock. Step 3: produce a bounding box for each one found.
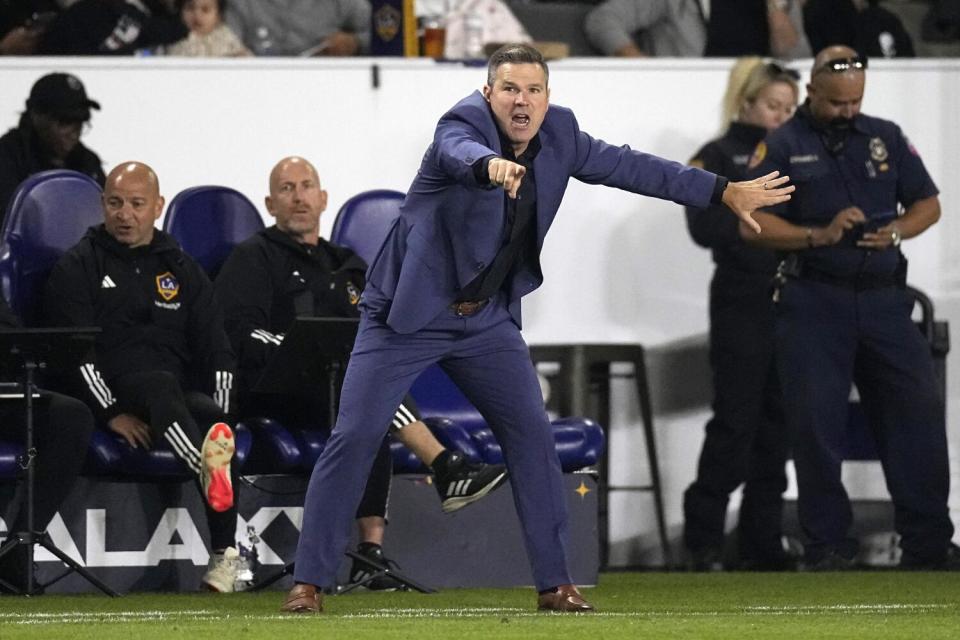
[430,449,454,476]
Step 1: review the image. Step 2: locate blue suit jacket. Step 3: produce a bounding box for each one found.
[366,91,718,334]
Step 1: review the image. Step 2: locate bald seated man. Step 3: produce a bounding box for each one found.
[215,156,509,589]
[743,45,956,570]
[43,162,246,592]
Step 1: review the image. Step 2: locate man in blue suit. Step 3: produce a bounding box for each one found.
[281,43,794,614]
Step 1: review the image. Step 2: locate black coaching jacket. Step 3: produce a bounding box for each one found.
[214,226,367,395]
[43,225,236,422]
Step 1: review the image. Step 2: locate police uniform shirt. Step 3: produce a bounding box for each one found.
[687,121,778,276]
[748,102,938,277]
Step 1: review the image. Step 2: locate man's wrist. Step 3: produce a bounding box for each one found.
[473,155,497,185]
[711,176,729,205]
[890,224,902,247]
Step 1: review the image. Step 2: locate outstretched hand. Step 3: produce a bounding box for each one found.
[488,158,526,199]
[722,171,795,233]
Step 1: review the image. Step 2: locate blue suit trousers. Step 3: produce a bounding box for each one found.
[292,292,573,591]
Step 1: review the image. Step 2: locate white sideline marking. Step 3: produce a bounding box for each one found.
[342,603,952,618]
[1,603,952,625]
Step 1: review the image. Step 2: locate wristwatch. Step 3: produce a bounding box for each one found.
[890,228,902,247]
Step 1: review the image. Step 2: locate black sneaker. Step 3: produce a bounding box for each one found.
[348,544,406,591]
[738,552,800,572]
[899,543,960,571]
[801,550,857,572]
[434,452,508,513]
[685,546,724,572]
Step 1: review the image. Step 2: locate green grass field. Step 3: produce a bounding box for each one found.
[2,572,959,639]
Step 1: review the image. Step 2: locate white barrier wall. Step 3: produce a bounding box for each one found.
[2,57,958,564]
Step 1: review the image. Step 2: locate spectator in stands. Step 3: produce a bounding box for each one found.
[166,0,250,56]
[225,0,370,56]
[708,1,811,58]
[416,0,531,59]
[584,0,809,59]
[804,0,915,58]
[682,57,799,572]
[43,161,246,592]
[215,156,509,587]
[0,1,59,55]
[0,72,106,224]
[0,293,95,594]
[922,0,960,44]
[40,0,186,55]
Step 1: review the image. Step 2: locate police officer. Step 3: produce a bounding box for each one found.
[744,45,955,570]
[683,58,799,571]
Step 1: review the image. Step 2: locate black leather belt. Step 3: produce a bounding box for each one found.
[450,299,489,317]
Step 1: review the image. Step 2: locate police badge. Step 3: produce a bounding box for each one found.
[869,137,888,162]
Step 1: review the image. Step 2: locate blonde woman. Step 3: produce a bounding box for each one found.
[682,58,799,572]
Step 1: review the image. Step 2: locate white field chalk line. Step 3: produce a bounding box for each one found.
[1,603,952,625]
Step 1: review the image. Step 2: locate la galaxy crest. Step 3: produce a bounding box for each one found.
[374,4,401,42]
[156,272,180,301]
[347,281,361,306]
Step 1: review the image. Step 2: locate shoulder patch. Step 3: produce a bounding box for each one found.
[905,136,920,157]
[747,141,767,170]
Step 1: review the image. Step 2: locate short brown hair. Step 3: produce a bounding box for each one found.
[486,43,549,87]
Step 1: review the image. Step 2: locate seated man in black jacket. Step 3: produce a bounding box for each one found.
[43,161,242,592]
[215,156,507,588]
[0,292,94,594]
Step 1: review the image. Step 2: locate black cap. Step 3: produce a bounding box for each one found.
[25,73,101,122]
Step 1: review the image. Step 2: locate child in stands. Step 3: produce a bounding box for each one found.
[166,0,249,56]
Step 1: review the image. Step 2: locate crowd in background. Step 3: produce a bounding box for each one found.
[1,1,959,59]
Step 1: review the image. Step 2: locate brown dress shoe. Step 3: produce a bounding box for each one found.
[537,584,595,612]
[280,583,323,614]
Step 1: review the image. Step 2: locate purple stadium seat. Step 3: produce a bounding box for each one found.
[237,417,302,474]
[162,185,265,278]
[0,169,102,323]
[0,441,22,480]
[0,171,99,482]
[83,427,252,480]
